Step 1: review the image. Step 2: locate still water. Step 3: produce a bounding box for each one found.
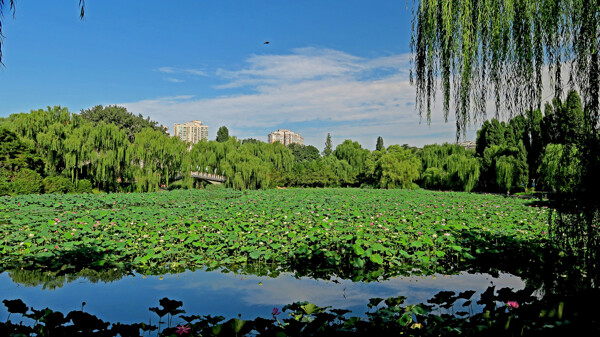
[0,269,524,324]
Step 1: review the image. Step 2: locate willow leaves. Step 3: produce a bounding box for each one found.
[411,0,600,136]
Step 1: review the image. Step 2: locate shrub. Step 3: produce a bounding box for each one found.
[11,169,43,195]
[43,176,74,194]
[75,179,93,193]
[421,167,447,190]
[0,169,11,195]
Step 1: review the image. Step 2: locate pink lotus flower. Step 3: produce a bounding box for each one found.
[507,301,519,309]
[272,307,282,316]
[175,325,191,336]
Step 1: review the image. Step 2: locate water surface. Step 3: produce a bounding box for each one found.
[0,269,524,324]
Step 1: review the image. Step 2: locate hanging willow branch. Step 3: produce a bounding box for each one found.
[411,0,600,137]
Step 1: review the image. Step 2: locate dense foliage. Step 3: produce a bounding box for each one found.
[411,0,600,136]
[216,126,230,143]
[474,90,597,194]
[1,106,427,194]
[376,136,384,151]
[0,189,548,281]
[288,143,320,163]
[419,144,479,192]
[79,105,168,142]
[3,93,593,195]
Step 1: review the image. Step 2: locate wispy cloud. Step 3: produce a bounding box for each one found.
[156,66,208,77]
[165,77,184,83]
[124,48,473,148]
[158,67,177,74]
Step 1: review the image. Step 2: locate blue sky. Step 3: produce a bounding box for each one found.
[0,0,477,149]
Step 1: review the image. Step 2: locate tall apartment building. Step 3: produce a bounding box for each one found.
[268,129,304,146]
[174,120,209,144]
[456,141,476,150]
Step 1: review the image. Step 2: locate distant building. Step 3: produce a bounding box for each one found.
[174,120,208,144]
[268,129,304,146]
[457,141,476,150]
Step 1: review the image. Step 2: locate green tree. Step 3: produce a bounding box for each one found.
[287,156,354,187]
[80,105,167,142]
[538,144,582,194]
[376,136,385,151]
[185,138,294,190]
[421,167,447,190]
[481,143,528,193]
[216,126,230,143]
[476,119,508,158]
[544,90,588,146]
[63,121,130,191]
[378,145,420,189]
[242,138,262,144]
[128,128,186,192]
[334,140,370,184]
[288,143,320,162]
[322,133,333,156]
[418,143,480,192]
[525,108,544,183]
[0,127,43,174]
[412,0,600,135]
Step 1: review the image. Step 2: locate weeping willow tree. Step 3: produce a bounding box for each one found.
[419,143,481,191]
[184,139,294,190]
[412,0,600,136]
[219,141,294,190]
[69,121,129,192]
[10,106,75,176]
[11,106,73,141]
[378,145,421,189]
[128,128,187,192]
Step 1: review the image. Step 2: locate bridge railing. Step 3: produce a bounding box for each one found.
[190,171,227,182]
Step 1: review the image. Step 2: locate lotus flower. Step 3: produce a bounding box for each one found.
[507,301,519,309]
[175,325,191,336]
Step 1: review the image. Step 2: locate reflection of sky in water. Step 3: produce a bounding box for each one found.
[0,270,524,324]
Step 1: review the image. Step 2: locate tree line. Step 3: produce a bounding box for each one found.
[1,92,596,195]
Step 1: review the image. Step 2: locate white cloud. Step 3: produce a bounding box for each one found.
[156,66,208,77]
[150,270,525,310]
[184,68,208,76]
[124,48,474,148]
[165,77,184,83]
[157,67,177,74]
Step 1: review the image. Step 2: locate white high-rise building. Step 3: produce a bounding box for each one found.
[174,120,208,144]
[268,129,304,146]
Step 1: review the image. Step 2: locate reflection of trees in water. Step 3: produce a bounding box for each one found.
[546,199,600,293]
[8,268,132,290]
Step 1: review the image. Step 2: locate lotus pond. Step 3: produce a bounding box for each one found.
[0,188,550,278]
[3,188,593,335]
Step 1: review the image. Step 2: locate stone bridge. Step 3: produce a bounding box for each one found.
[189,171,227,184]
[170,171,227,184]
